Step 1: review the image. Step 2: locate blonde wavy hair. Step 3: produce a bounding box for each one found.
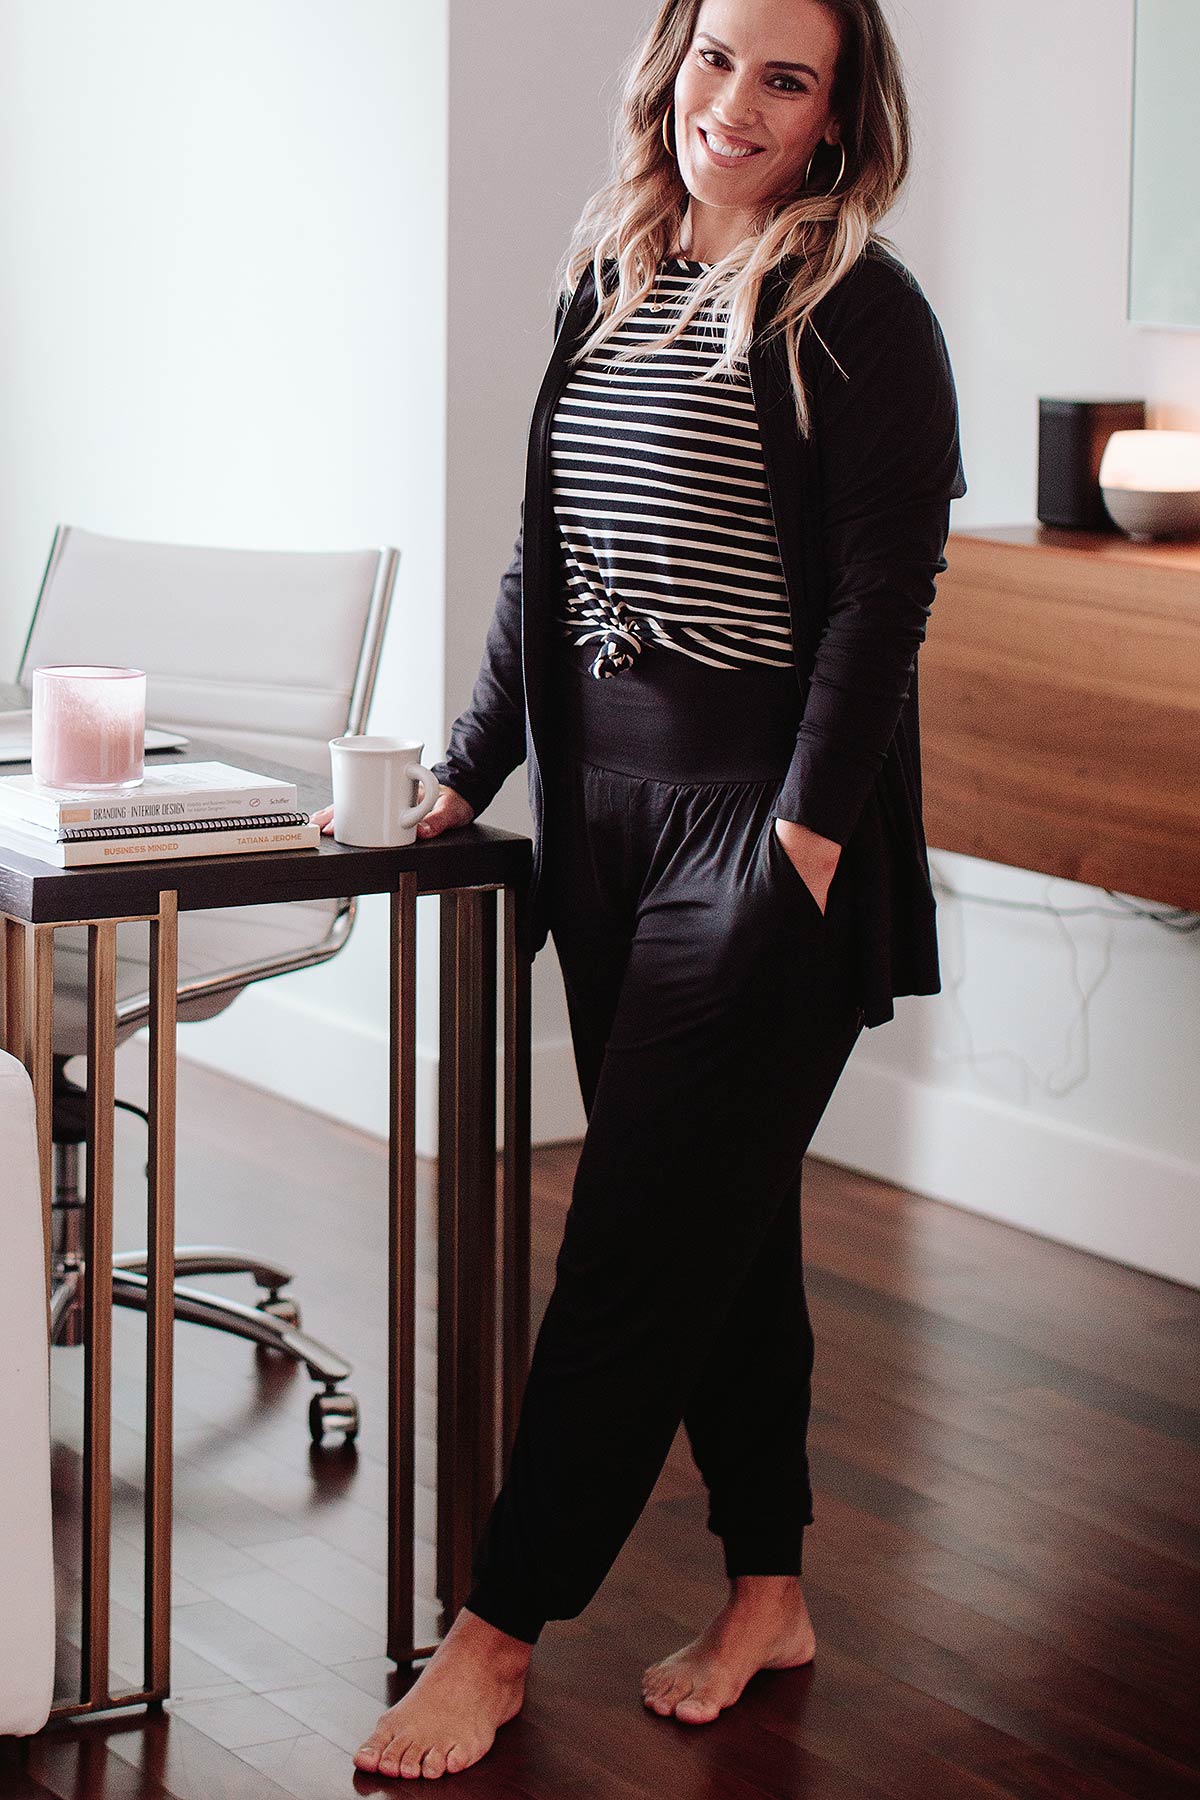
[554,0,911,437]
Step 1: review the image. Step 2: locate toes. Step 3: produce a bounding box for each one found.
[353,1741,383,1771]
[377,1737,410,1777]
[420,1745,448,1779]
[675,1691,722,1723]
[399,1742,430,1778]
[653,1677,692,1716]
[645,1678,673,1713]
[444,1743,469,1773]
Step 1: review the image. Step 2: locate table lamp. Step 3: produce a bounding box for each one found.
[1098,430,1200,541]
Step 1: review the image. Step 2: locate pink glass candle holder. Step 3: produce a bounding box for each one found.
[31,665,147,792]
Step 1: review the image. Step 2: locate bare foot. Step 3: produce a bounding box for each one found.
[353,1605,531,1779]
[641,1575,816,1724]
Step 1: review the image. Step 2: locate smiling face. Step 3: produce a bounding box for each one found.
[672,0,843,248]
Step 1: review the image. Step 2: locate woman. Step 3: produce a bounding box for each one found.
[323,0,966,1778]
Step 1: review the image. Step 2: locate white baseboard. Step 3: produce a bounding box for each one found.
[177,984,430,1145]
[810,1054,1200,1290]
[180,992,1199,1289]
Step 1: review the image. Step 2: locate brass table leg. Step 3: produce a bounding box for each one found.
[144,892,178,1695]
[81,919,118,1706]
[0,917,25,1059]
[387,874,419,1665]
[22,927,56,1277]
[436,887,498,1629]
[2,893,182,1725]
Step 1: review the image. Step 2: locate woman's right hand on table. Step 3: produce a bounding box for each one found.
[309,785,476,839]
[414,786,475,838]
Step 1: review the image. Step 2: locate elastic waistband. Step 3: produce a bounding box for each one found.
[550,641,802,784]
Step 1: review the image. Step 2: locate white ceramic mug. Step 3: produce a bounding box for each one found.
[328,736,440,847]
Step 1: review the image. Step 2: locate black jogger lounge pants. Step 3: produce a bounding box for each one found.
[463,640,865,1645]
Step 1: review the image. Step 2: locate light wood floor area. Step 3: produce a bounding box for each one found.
[2,1044,1198,1798]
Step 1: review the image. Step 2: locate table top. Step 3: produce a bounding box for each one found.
[950,521,1200,570]
[0,717,530,925]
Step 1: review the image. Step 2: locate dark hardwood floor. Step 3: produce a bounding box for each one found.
[2,1041,1198,1798]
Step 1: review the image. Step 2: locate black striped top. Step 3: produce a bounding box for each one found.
[551,256,793,679]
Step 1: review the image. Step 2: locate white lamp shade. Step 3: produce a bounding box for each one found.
[1098,429,1200,492]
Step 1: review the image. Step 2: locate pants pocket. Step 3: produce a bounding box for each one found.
[762,813,828,925]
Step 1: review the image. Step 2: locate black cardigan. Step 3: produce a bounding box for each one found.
[432,240,968,1027]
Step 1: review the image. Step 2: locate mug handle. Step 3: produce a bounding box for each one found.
[398,763,441,829]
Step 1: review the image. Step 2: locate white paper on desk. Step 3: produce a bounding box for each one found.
[0,711,189,765]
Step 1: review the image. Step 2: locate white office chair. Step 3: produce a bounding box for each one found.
[17,524,398,1443]
[0,1050,55,1736]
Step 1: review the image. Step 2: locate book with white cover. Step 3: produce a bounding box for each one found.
[0,817,320,868]
[0,761,298,833]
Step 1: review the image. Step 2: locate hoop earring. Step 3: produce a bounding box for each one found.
[803,139,846,196]
[662,105,676,160]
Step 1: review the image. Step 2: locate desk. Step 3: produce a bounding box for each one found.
[0,732,533,1723]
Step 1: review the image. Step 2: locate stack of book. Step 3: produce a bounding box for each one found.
[0,761,320,866]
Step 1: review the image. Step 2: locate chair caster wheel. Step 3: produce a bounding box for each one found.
[258,1295,302,1328]
[310,1389,359,1444]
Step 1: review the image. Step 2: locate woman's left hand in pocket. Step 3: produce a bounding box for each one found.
[773,816,841,914]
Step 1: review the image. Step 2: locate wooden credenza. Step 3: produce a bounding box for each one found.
[919,523,1200,911]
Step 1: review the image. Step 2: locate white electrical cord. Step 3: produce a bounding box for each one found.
[925,853,1197,1102]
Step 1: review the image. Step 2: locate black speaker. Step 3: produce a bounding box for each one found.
[1037,397,1147,530]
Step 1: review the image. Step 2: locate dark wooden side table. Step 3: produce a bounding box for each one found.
[0,734,533,1724]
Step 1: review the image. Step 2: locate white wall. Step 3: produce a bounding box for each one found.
[809,0,1200,1285]
[0,0,451,1140]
